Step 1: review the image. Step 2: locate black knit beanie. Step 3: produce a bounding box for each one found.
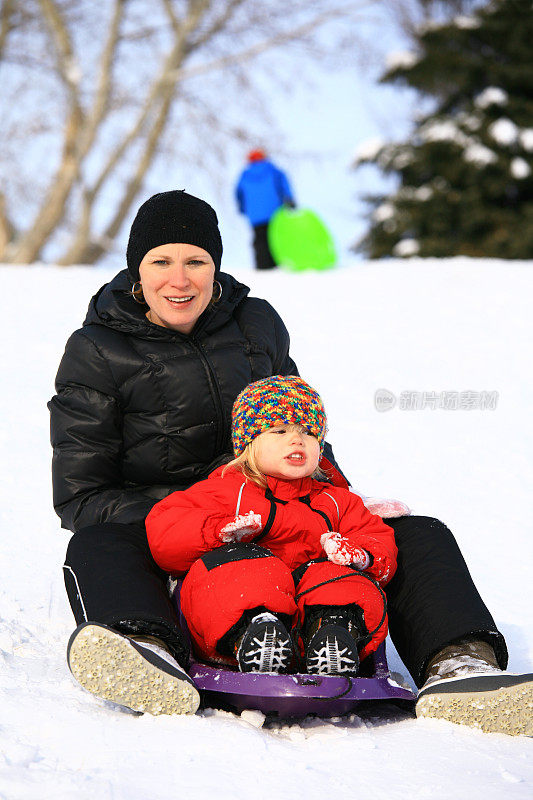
[126,190,223,281]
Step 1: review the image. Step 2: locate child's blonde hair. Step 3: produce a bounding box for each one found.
[223,424,327,488]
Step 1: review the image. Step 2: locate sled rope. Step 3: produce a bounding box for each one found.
[311,675,354,702]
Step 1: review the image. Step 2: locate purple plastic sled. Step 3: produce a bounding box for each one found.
[173,585,416,718]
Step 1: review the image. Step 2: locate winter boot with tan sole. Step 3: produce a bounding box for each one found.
[67,622,200,715]
[416,638,532,736]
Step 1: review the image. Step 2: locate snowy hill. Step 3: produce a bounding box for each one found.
[1,258,532,799]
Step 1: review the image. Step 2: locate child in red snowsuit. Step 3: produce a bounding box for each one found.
[146,376,397,676]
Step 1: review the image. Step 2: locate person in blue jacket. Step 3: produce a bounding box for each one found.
[235,149,295,269]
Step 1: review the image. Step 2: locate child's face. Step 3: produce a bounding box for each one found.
[252,423,321,481]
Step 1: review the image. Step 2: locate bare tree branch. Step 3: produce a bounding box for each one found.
[58,0,212,263]
[6,0,123,263]
[173,3,371,82]
[0,190,15,252]
[37,0,81,102]
[0,0,16,62]
[186,0,248,50]
[77,0,124,159]
[95,91,175,260]
[8,0,84,263]
[89,3,208,195]
[0,0,380,266]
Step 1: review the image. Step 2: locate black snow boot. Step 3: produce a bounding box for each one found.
[235,612,295,674]
[303,605,365,677]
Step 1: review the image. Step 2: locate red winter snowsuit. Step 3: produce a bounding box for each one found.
[146,466,397,664]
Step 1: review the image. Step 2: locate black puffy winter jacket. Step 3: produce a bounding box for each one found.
[49,269,342,533]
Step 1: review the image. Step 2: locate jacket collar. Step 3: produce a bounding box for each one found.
[265,474,315,501]
[82,269,250,340]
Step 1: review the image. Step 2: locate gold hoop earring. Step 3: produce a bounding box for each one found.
[131,281,146,304]
[212,280,222,303]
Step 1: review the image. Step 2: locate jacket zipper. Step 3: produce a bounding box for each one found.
[190,335,227,453]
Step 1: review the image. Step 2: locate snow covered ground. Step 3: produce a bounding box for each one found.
[1,257,531,799]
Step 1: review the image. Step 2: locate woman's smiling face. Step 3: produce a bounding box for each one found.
[139,243,216,334]
[252,423,321,481]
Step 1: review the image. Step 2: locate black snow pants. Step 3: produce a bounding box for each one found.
[63,516,508,687]
[252,223,277,270]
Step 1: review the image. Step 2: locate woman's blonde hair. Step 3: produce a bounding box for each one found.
[222,426,327,488]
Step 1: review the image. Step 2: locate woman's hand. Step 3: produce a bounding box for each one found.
[218,512,263,543]
[320,531,371,569]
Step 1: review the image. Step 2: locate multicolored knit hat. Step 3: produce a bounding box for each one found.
[232,375,328,456]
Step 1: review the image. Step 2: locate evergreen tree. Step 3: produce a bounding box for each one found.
[356,0,533,259]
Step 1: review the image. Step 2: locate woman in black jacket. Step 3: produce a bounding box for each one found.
[50,190,518,731]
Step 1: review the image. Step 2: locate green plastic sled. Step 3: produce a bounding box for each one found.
[267,207,337,272]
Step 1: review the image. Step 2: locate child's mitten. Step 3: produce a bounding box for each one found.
[363,497,411,518]
[320,531,370,569]
[218,512,263,543]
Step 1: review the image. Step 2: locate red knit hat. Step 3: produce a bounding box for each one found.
[247,149,266,163]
